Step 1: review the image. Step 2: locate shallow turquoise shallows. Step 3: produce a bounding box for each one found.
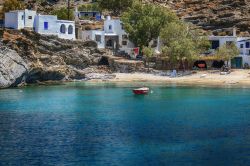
[0,83,250,166]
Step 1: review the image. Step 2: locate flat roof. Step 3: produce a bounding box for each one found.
[57,20,75,23]
[105,33,118,36]
[209,35,237,38]
[37,14,57,17]
[238,39,250,42]
[78,11,100,13]
[9,9,36,13]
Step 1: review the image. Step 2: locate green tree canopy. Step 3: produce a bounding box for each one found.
[121,1,178,48]
[78,3,100,11]
[160,22,210,69]
[215,43,240,65]
[97,0,133,16]
[3,0,25,13]
[51,7,74,21]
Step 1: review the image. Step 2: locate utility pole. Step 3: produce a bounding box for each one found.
[68,0,70,20]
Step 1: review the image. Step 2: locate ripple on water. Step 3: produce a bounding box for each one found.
[0,83,250,165]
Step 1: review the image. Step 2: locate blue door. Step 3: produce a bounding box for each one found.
[44,22,48,30]
[231,57,242,69]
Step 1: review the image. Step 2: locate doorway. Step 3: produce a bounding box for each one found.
[231,57,242,69]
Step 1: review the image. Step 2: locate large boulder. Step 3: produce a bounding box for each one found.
[0,46,28,88]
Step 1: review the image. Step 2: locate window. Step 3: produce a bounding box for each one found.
[109,25,112,30]
[246,42,250,48]
[122,41,127,46]
[68,25,73,34]
[211,40,220,49]
[121,23,124,30]
[240,44,244,48]
[21,15,24,20]
[44,22,48,30]
[28,16,32,19]
[248,50,250,55]
[60,24,66,34]
[95,35,101,42]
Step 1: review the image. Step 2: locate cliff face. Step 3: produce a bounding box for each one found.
[0,29,104,87]
[0,45,28,88]
[145,0,250,36]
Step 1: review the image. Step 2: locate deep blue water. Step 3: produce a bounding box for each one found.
[0,83,250,166]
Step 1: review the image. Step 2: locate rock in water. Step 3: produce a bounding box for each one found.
[0,46,28,88]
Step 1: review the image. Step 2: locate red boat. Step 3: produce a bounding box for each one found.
[133,87,150,95]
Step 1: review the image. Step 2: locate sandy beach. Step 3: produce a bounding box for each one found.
[89,69,250,86]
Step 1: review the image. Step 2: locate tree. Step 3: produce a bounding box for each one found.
[3,0,25,13]
[51,7,74,21]
[97,0,133,16]
[143,46,154,72]
[160,22,210,70]
[121,1,178,48]
[78,3,101,12]
[215,43,240,66]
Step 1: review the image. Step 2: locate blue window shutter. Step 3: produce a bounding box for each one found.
[44,22,48,30]
[246,42,250,48]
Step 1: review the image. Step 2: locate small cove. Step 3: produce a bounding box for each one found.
[0,82,250,165]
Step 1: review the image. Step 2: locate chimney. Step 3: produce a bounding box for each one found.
[233,27,237,37]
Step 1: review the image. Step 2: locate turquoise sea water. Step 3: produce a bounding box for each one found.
[0,82,250,166]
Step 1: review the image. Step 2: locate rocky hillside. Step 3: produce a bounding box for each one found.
[22,0,250,35]
[145,0,250,36]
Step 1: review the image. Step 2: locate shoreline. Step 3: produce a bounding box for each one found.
[2,69,250,89]
[87,69,250,87]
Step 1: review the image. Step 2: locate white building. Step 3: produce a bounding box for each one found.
[34,15,58,36]
[236,38,250,68]
[209,34,250,68]
[5,10,75,40]
[34,15,75,40]
[81,16,135,55]
[5,9,36,29]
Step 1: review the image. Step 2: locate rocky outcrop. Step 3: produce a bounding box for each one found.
[0,29,108,88]
[0,29,148,88]
[0,46,28,88]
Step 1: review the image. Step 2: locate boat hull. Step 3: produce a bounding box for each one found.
[133,88,149,95]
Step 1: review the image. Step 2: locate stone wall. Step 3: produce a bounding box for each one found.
[103,55,145,73]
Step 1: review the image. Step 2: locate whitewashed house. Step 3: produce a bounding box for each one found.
[34,15,58,36]
[236,37,250,68]
[81,16,135,55]
[5,9,36,29]
[34,15,75,40]
[208,31,250,68]
[5,9,75,40]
